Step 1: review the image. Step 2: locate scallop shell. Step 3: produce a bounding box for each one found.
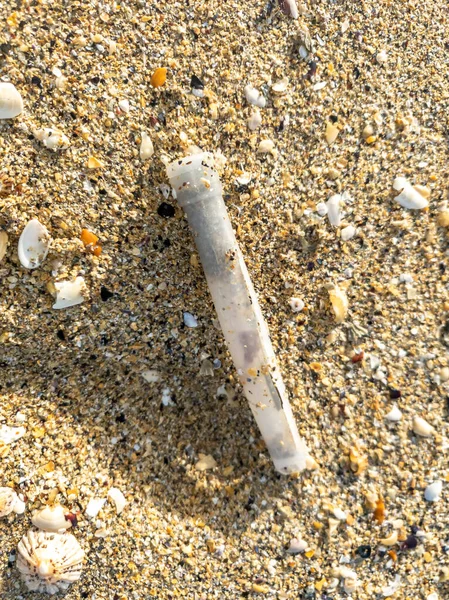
[31,505,72,533]
[0,230,8,262]
[0,487,19,517]
[0,82,23,119]
[17,530,84,595]
[18,219,51,269]
[32,127,70,150]
[52,277,85,309]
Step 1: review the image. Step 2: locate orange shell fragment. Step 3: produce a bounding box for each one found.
[150,67,167,88]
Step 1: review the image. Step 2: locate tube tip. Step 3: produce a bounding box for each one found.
[166,152,222,207]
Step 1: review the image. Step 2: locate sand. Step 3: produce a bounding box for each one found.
[0,0,448,598]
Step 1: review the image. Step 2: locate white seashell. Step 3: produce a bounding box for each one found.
[108,487,127,514]
[340,224,356,241]
[244,85,266,108]
[0,82,23,119]
[382,575,401,597]
[376,50,388,64]
[0,487,21,517]
[0,424,26,444]
[0,230,8,262]
[286,538,307,553]
[328,285,348,323]
[279,0,299,18]
[140,132,154,160]
[33,127,70,150]
[326,194,342,226]
[316,202,328,217]
[31,505,72,533]
[289,297,304,312]
[18,219,51,270]
[141,369,161,383]
[14,497,26,515]
[424,480,442,502]
[248,110,262,131]
[412,415,434,437]
[17,530,84,595]
[271,77,289,93]
[52,277,85,309]
[118,99,130,113]
[85,497,106,519]
[379,530,398,546]
[393,177,428,210]
[385,404,402,422]
[343,577,358,594]
[333,507,347,520]
[236,173,252,186]
[183,312,198,328]
[426,593,439,600]
[257,139,275,155]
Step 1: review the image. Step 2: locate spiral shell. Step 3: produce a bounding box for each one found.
[17,530,84,595]
[0,82,23,119]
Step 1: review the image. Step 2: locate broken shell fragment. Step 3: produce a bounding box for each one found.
[412,415,434,437]
[108,487,127,514]
[379,530,398,546]
[17,530,85,595]
[326,194,342,226]
[424,480,442,502]
[325,122,339,145]
[31,505,72,533]
[140,132,154,160]
[0,230,8,262]
[18,219,51,270]
[289,297,304,312]
[393,177,428,210]
[247,110,262,131]
[328,285,348,323]
[32,127,70,150]
[271,78,289,94]
[0,82,23,119]
[0,424,26,444]
[385,405,402,422]
[244,85,266,108]
[279,0,299,18]
[52,277,85,310]
[0,487,24,517]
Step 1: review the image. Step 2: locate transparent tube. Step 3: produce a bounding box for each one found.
[167,153,309,473]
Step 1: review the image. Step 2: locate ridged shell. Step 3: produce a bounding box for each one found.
[18,219,51,269]
[17,530,84,595]
[0,82,23,119]
[31,505,72,533]
[0,487,19,517]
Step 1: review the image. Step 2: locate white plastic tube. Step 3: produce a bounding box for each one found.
[167,153,309,473]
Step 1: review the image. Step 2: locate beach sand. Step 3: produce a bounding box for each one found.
[0,0,448,598]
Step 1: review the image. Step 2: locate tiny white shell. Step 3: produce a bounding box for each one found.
[340,224,356,241]
[257,139,275,155]
[326,194,342,226]
[141,369,161,383]
[412,415,434,437]
[108,487,127,514]
[236,173,252,186]
[52,277,85,310]
[247,110,262,131]
[393,177,428,210]
[118,99,130,113]
[244,85,266,108]
[316,202,328,217]
[385,404,402,422]
[31,505,72,533]
[0,82,23,119]
[18,219,51,269]
[271,77,289,93]
[424,480,442,502]
[287,538,307,553]
[17,530,84,595]
[183,312,198,328]
[140,132,154,160]
[85,497,106,519]
[0,487,20,517]
[33,127,70,150]
[289,297,304,312]
[0,424,26,444]
[333,507,347,520]
[379,530,398,546]
[0,230,8,262]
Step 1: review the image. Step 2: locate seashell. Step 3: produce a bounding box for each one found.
[382,575,401,597]
[247,110,262,131]
[279,0,299,19]
[244,85,266,108]
[52,277,85,309]
[18,219,51,269]
[0,230,8,262]
[257,139,276,155]
[0,82,23,119]
[376,50,388,64]
[343,577,358,594]
[87,156,104,169]
[31,505,72,533]
[236,173,252,186]
[385,404,402,422]
[271,77,289,94]
[326,194,342,226]
[393,177,428,210]
[85,497,106,519]
[316,202,328,217]
[333,507,347,520]
[325,122,339,145]
[118,99,130,113]
[379,530,398,546]
[424,480,442,502]
[183,312,198,328]
[287,538,307,553]
[32,127,70,150]
[140,132,154,160]
[412,415,434,437]
[17,530,84,595]
[108,487,127,514]
[328,285,348,323]
[340,224,356,241]
[141,369,161,383]
[0,424,25,444]
[0,487,23,517]
[289,297,304,312]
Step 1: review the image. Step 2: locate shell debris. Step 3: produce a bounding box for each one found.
[32,127,70,150]
[52,277,86,310]
[18,219,51,270]
[0,487,25,517]
[140,132,154,160]
[0,424,26,445]
[0,82,23,119]
[31,505,72,533]
[328,285,349,323]
[108,487,127,514]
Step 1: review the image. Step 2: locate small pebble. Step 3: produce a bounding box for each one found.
[248,110,262,131]
[385,405,402,422]
[183,312,198,328]
[340,224,356,241]
[325,122,339,145]
[326,194,342,226]
[424,480,442,502]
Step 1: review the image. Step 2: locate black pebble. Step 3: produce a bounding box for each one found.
[389,388,401,399]
[56,330,65,341]
[31,75,42,87]
[404,534,418,549]
[157,202,175,218]
[356,545,371,559]
[190,74,204,90]
[100,286,114,301]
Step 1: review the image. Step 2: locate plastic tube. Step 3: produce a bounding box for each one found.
[167,152,309,473]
